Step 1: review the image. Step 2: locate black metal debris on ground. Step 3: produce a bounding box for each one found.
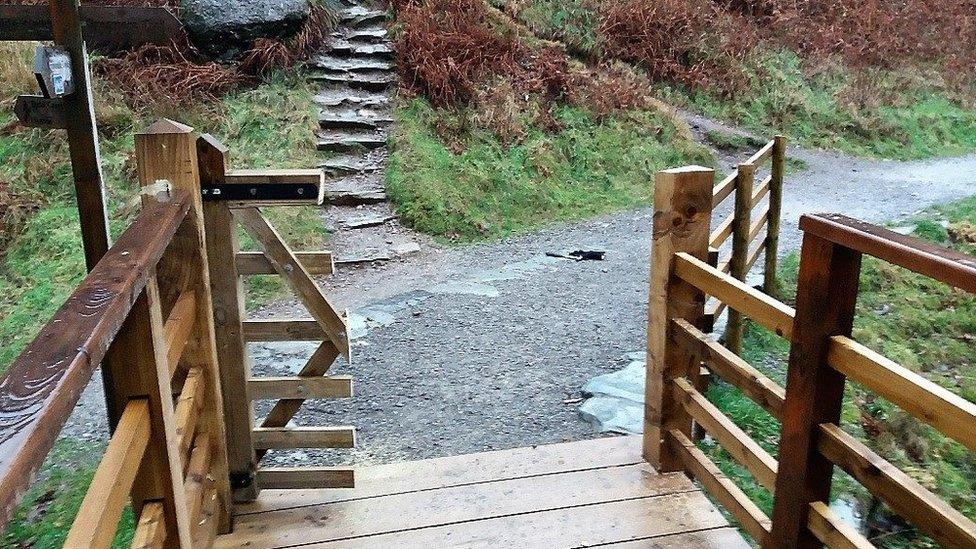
[545,250,606,261]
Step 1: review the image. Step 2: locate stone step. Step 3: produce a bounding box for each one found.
[324,185,387,206]
[317,130,387,152]
[320,150,387,177]
[336,26,388,43]
[338,6,387,27]
[311,73,395,93]
[311,54,393,72]
[327,39,394,58]
[314,88,390,109]
[319,112,394,130]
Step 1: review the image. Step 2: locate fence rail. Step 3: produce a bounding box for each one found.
[705,136,786,353]
[646,166,976,548]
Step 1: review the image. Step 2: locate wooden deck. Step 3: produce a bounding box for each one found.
[215,436,748,548]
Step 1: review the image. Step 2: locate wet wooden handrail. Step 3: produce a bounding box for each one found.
[800,213,976,293]
[0,190,190,527]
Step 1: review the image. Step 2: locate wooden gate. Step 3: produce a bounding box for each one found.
[197,136,355,501]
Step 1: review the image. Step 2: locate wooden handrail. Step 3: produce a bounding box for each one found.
[818,423,976,547]
[807,502,874,549]
[827,336,976,452]
[666,429,772,542]
[672,378,778,492]
[673,252,795,338]
[800,213,976,293]
[746,140,775,166]
[671,319,785,419]
[0,192,190,528]
[712,171,738,207]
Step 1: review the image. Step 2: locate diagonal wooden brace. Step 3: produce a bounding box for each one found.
[234,207,351,360]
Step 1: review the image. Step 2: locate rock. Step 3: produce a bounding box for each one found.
[393,242,421,256]
[578,358,646,434]
[181,0,310,57]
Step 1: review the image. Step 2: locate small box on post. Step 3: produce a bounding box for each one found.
[201,168,325,207]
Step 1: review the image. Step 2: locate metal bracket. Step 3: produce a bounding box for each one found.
[201,182,320,202]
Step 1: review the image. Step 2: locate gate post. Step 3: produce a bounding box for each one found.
[764,135,786,299]
[726,162,755,355]
[198,134,259,503]
[644,166,714,469]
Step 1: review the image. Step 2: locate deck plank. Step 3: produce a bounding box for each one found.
[604,527,752,548]
[237,435,642,515]
[275,493,730,548]
[217,463,698,547]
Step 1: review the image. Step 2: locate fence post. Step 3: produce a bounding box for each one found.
[644,165,714,469]
[198,134,259,503]
[769,230,861,548]
[725,163,754,355]
[135,119,233,533]
[764,135,786,299]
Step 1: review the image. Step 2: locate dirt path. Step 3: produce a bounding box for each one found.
[251,129,976,467]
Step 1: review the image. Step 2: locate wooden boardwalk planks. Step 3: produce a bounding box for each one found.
[215,436,747,548]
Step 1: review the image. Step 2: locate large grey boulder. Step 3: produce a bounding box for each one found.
[180,0,311,57]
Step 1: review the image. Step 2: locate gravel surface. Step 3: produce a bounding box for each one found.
[61,118,976,471]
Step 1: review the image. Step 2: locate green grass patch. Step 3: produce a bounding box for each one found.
[712,195,976,546]
[704,129,765,152]
[387,98,713,241]
[663,50,976,161]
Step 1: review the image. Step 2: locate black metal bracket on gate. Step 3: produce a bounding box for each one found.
[201,169,325,205]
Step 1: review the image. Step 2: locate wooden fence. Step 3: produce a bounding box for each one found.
[706,136,786,354]
[0,119,352,547]
[645,166,976,547]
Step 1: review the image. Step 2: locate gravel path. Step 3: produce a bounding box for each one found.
[62,118,976,469]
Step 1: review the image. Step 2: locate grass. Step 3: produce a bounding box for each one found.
[703,129,765,152]
[0,62,328,545]
[662,50,976,161]
[387,97,713,241]
[708,196,976,546]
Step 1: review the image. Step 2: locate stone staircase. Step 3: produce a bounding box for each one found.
[312,0,422,264]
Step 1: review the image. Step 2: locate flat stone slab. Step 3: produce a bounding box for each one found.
[317,129,387,152]
[314,89,390,108]
[310,70,395,91]
[327,39,394,58]
[320,152,386,176]
[579,356,646,435]
[319,111,394,130]
[311,54,393,72]
[340,212,396,229]
[338,6,387,27]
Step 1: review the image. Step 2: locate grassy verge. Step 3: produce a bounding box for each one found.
[707,197,976,546]
[387,98,713,242]
[0,51,326,543]
[661,50,976,161]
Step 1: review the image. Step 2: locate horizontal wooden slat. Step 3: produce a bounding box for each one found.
[174,367,205,467]
[667,429,771,543]
[749,205,769,244]
[710,212,735,249]
[252,427,356,449]
[751,175,771,208]
[713,172,738,207]
[827,336,976,452]
[674,252,795,339]
[672,378,778,492]
[65,400,151,548]
[808,501,875,549]
[248,376,352,400]
[243,319,324,341]
[163,289,196,377]
[130,502,166,549]
[818,423,976,547]
[256,467,355,489]
[225,168,323,185]
[0,191,190,528]
[746,140,775,166]
[800,213,976,294]
[236,251,334,276]
[671,319,784,418]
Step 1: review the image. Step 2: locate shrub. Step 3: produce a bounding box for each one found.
[394,0,520,107]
